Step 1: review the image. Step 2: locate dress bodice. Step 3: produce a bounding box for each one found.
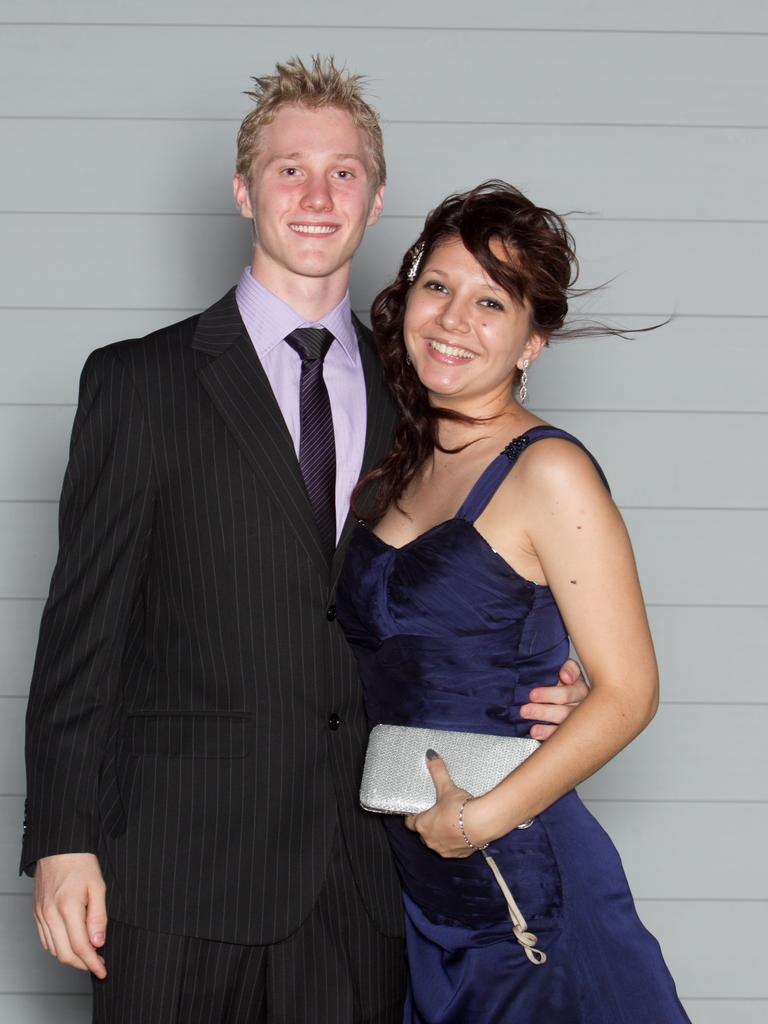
[336,427,608,737]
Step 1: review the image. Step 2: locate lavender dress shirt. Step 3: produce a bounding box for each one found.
[235,268,368,544]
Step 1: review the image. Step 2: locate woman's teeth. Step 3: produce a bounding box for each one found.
[428,339,476,360]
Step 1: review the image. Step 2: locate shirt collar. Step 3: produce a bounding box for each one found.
[235,267,359,364]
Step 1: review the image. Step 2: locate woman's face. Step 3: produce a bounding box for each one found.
[403,236,544,409]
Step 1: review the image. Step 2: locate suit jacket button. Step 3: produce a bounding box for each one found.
[326,603,337,621]
[328,713,341,731]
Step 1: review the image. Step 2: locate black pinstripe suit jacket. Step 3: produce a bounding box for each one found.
[22,287,404,944]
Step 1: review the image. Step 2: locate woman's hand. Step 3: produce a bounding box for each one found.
[404,752,490,858]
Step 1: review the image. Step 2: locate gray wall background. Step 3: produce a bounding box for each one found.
[1,2,766,1021]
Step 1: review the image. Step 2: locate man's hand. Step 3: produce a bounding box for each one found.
[32,853,108,978]
[521,658,589,740]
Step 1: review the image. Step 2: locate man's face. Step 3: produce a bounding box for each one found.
[233,104,385,290]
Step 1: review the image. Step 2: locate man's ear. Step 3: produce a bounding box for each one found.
[233,174,254,220]
[367,185,385,227]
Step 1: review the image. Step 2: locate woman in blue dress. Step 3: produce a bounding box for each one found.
[336,181,690,1022]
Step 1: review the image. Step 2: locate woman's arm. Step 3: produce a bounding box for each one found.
[406,439,658,856]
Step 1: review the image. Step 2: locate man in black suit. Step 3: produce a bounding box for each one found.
[22,57,587,1022]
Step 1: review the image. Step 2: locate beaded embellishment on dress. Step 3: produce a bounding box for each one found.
[502,435,530,462]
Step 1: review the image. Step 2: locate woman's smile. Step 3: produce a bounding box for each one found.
[425,337,478,362]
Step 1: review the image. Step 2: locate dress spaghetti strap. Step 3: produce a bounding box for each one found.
[456,425,610,525]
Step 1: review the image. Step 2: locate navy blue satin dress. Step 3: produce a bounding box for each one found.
[336,427,690,1023]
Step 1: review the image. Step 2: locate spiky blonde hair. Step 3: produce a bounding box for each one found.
[236,55,387,189]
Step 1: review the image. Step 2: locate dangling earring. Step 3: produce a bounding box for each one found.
[405,353,412,366]
[519,359,529,405]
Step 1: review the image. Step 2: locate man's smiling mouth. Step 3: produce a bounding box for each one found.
[289,224,339,235]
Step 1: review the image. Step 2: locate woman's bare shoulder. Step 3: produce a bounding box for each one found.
[512,435,609,502]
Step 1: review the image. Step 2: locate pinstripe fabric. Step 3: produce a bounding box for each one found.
[22,288,404,949]
[92,835,405,1023]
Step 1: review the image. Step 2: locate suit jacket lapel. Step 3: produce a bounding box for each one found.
[330,316,396,589]
[193,289,330,577]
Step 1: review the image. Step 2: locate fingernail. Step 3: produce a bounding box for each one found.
[92,932,105,945]
[426,749,440,761]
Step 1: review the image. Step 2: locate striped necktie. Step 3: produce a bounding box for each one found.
[284,327,337,556]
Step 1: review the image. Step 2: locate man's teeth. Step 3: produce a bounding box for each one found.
[428,339,476,360]
[289,224,337,234]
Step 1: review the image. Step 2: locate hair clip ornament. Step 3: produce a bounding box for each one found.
[406,242,425,284]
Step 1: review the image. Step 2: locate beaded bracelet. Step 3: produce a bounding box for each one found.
[458,796,489,851]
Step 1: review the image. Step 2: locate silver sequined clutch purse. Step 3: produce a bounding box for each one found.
[360,724,540,815]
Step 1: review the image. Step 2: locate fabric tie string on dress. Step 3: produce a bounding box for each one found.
[482,851,548,965]
[284,327,337,557]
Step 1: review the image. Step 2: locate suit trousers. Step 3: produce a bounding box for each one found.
[92,831,406,1023]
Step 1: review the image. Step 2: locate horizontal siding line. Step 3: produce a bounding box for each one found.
[399,214,768,225]
[1,792,764,804]
[5,406,768,418]
[620,506,768,512]
[660,700,768,707]
[336,119,768,131]
[535,409,768,416]
[0,996,755,1007]
[0,992,88,998]
[635,898,768,903]
[583,798,768,806]
[2,22,768,38]
[585,797,768,804]
[0,892,762,905]
[1,210,767,226]
[383,311,768,322]
[0,211,248,218]
[0,305,200,312]
[1,597,762,609]
[2,115,768,131]
[2,498,766,513]
[0,115,231,123]
[4,307,768,322]
[645,602,768,609]
[4,695,764,707]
